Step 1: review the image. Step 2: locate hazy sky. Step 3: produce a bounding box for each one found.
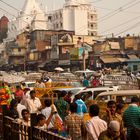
[0,0,140,37]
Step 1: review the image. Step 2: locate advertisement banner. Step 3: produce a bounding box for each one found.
[69,48,79,60]
[125,38,134,49]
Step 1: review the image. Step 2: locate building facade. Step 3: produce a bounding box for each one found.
[49,0,97,36]
[6,0,97,41]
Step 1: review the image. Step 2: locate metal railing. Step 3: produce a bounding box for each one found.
[0,114,67,140]
[102,76,139,89]
[0,113,3,140]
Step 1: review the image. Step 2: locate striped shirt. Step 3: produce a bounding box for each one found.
[65,113,84,140]
[123,104,140,137]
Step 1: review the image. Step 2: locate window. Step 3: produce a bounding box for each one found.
[48,16,52,21]
[56,23,59,28]
[60,22,63,28]
[91,32,97,36]
[18,48,21,52]
[133,65,138,71]
[60,12,62,18]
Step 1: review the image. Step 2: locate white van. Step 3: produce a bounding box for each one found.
[95,90,140,103]
[71,86,120,102]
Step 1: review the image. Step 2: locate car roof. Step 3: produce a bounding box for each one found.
[97,90,140,97]
[79,86,118,92]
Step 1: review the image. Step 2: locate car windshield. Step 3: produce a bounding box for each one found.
[27,83,35,87]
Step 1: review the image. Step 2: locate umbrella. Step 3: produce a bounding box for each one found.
[54,67,64,71]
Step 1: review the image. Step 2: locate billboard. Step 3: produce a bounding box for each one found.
[69,48,79,60]
[125,38,134,49]
[69,47,89,60]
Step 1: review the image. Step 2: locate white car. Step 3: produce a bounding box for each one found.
[96,90,140,103]
[54,87,85,95]
[25,81,36,90]
[71,86,120,102]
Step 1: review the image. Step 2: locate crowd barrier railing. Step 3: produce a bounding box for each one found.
[0,113,67,140]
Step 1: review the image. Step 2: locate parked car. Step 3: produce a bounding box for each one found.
[95,90,140,103]
[71,86,120,102]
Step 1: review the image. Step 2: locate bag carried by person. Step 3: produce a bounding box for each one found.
[54,114,64,132]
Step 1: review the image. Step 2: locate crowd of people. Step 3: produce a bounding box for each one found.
[0,80,140,140]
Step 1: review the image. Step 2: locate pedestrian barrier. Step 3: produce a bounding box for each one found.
[1,114,67,140]
[103,76,139,90]
[0,113,3,140]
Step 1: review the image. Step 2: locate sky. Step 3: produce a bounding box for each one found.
[0,0,140,37]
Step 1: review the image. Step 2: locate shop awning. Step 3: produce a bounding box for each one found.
[117,58,128,62]
[38,61,50,68]
[127,54,139,59]
[100,57,120,63]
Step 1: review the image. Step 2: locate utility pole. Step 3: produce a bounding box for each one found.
[82,48,86,71]
[24,31,30,72]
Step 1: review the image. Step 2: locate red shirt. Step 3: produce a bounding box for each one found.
[14,89,24,98]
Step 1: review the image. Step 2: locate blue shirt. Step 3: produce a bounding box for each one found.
[75,99,87,116]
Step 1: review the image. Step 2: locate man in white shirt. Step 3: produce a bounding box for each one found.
[86,104,107,140]
[41,99,58,129]
[15,97,26,118]
[27,90,42,113]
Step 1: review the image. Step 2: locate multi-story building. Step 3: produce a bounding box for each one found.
[49,0,97,36]
[4,0,98,71]
[7,0,97,41]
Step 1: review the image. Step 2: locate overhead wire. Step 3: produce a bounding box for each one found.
[98,0,140,22]
[1,0,140,37]
[0,0,47,30]
[100,15,140,34]
[76,0,140,36]
[114,21,140,36]
[0,0,19,11]
[94,5,140,15]
[69,0,140,34]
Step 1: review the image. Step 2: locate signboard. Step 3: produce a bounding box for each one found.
[109,42,120,49]
[78,47,88,59]
[69,48,79,60]
[125,38,134,49]
[51,33,73,46]
[69,47,89,60]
